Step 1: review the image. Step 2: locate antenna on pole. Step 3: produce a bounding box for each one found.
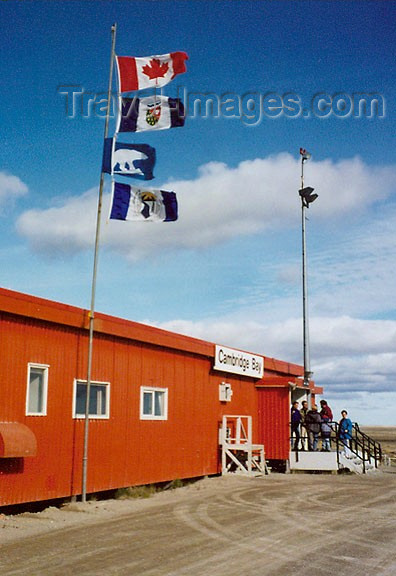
[82,23,117,503]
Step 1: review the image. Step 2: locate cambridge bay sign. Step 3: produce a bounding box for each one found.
[214,345,264,379]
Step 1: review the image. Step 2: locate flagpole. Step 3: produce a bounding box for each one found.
[82,22,117,503]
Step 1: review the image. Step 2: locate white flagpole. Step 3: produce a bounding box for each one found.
[82,23,117,503]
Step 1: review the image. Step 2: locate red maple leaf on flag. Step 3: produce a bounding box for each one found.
[142,59,169,80]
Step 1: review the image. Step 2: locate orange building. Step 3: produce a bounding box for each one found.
[0,287,321,506]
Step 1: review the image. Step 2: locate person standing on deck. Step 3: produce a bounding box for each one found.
[300,400,309,450]
[338,410,353,456]
[306,404,321,451]
[290,401,301,450]
[320,400,333,451]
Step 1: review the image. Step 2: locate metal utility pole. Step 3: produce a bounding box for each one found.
[299,148,318,387]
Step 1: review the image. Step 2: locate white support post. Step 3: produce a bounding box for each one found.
[220,415,267,476]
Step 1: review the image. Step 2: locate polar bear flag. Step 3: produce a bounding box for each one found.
[102,138,155,180]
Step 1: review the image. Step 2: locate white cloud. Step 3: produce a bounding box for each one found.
[13,154,396,424]
[16,188,98,256]
[305,157,395,214]
[310,316,396,358]
[15,154,396,260]
[323,391,396,426]
[217,199,396,321]
[308,205,396,318]
[148,314,396,406]
[151,314,396,363]
[0,171,28,212]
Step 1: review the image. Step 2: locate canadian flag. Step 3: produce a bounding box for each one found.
[116,52,188,92]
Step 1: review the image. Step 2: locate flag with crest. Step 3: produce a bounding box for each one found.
[109,182,178,222]
[117,95,185,133]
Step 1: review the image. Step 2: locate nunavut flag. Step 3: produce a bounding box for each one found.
[117,95,185,133]
[109,182,178,222]
[116,52,188,92]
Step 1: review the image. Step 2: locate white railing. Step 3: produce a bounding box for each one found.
[220,415,268,475]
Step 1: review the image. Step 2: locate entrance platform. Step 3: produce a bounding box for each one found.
[289,450,338,472]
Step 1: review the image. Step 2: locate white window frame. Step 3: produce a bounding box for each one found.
[26,363,49,416]
[73,379,110,419]
[140,387,168,421]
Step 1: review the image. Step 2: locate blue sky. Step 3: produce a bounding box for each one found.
[1,0,396,424]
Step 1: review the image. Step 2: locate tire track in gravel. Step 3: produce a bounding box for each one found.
[171,475,396,576]
[0,474,395,576]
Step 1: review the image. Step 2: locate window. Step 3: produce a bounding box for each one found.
[26,364,49,415]
[140,387,168,420]
[73,380,110,419]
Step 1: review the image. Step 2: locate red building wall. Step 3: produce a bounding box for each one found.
[0,288,308,506]
[0,289,263,505]
[257,385,291,460]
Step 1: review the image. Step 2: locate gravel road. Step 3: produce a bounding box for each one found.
[1,471,396,576]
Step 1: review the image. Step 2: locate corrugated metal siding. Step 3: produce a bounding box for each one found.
[1,314,80,505]
[0,289,299,506]
[257,387,290,460]
[1,312,259,505]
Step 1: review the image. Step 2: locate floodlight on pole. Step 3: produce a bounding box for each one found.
[299,148,317,387]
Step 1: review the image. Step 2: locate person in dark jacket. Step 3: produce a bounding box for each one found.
[321,416,332,451]
[320,400,333,451]
[306,404,321,451]
[300,400,309,450]
[320,399,333,421]
[290,401,301,450]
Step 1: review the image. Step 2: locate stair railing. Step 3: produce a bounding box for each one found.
[331,422,382,472]
[289,421,383,473]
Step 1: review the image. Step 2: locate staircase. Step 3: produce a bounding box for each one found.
[336,423,382,474]
[289,422,383,474]
[338,451,377,474]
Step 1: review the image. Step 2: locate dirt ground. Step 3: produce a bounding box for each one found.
[0,428,395,576]
[361,426,396,463]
